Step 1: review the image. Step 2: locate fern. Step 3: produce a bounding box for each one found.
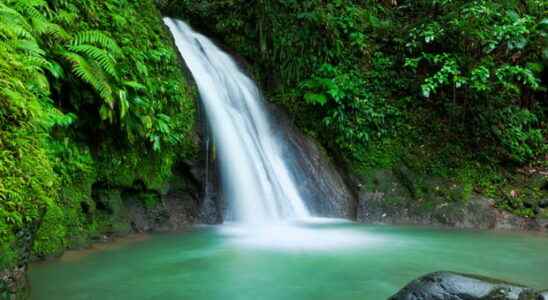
[7,39,46,56]
[61,51,114,106]
[67,44,118,78]
[0,4,34,40]
[71,31,122,56]
[30,15,68,40]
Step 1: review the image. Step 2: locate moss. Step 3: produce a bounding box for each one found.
[140,192,161,209]
[0,219,16,269]
[95,147,177,191]
[32,205,66,258]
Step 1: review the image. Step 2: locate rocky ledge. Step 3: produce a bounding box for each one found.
[390,271,547,300]
[357,167,548,231]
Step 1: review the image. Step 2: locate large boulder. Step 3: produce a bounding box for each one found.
[389,272,545,300]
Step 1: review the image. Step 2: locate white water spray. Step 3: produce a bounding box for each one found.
[164,18,310,224]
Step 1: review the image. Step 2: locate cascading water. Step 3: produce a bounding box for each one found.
[164,18,310,224]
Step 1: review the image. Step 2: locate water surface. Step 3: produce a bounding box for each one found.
[30,223,548,300]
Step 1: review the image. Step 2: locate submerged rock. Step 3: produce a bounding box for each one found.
[389,271,544,300]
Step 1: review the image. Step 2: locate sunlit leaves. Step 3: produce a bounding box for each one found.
[304,93,327,106]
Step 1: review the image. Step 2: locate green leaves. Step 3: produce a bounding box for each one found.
[0,0,197,268]
[71,31,122,56]
[61,51,115,106]
[492,107,545,163]
[419,54,462,98]
[299,62,400,160]
[304,93,327,106]
[67,44,118,78]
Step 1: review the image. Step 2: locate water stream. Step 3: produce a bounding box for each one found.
[164,18,309,223]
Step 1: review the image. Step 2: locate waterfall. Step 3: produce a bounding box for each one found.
[164,18,310,224]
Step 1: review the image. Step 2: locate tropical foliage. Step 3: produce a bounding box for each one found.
[0,0,196,269]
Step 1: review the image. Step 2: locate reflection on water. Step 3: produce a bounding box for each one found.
[29,223,548,300]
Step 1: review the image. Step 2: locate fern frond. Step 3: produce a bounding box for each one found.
[30,16,69,40]
[71,31,122,57]
[24,55,51,70]
[60,51,114,106]
[68,44,118,78]
[122,80,146,91]
[8,39,45,56]
[51,9,77,26]
[0,4,34,40]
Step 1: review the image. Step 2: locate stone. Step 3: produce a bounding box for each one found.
[356,167,547,232]
[267,103,357,219]
[0,266,30,300]
[494,210,540,231]
[356,172,500,229]
[389,271,543,300]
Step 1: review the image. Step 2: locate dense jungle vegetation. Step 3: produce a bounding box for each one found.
[160,0,547,215]
[0,0,547,288]
[0,0,196,272]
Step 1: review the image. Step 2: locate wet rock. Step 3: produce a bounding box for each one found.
[0,220,41,300]
[357,167,548,231]
[125,183,200,232]
[537,217,548,231]
[389,272,542,300]
[199,193,222,224]
[0,266,30,300]
[356,168,498,229]
[494,210,541,231]
[268,104,356,219]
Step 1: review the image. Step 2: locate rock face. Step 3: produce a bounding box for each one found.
[91,161,212,234]
[125,190,199,232]
[357,167,547,231]
[268,104,356,219]
[389,272,545,300]
[0,221,38,300]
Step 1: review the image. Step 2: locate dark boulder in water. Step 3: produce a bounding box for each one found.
[389,271,545,300]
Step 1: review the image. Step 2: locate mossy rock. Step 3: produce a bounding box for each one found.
[389,271,539,300]
[32,205,67,258]
[92,189,124,215]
